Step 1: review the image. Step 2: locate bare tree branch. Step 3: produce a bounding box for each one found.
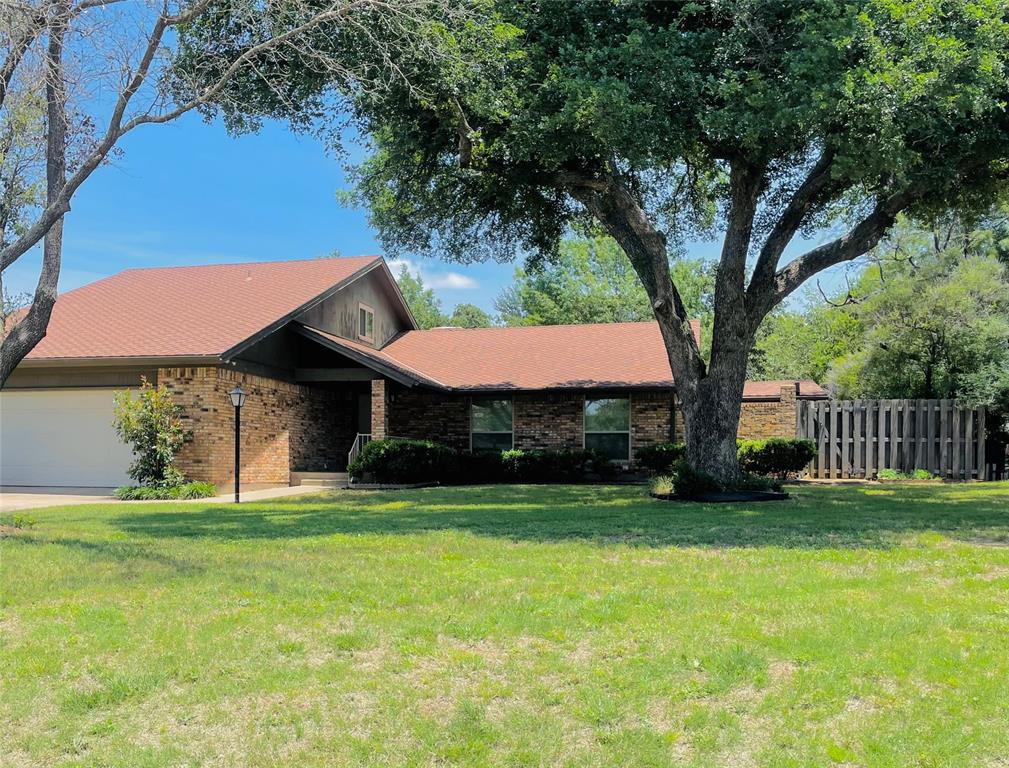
[0,2,48,109]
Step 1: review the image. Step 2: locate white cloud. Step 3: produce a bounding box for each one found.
[386,258,479,291]
[427,272,479,290]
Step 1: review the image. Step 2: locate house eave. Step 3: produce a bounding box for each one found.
[15,355,221,369]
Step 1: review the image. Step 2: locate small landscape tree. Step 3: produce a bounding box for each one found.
[113,379,190,487]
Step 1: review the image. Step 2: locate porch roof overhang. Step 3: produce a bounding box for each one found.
[292,324,445,389]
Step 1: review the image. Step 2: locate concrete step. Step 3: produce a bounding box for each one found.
[290,471,349,488]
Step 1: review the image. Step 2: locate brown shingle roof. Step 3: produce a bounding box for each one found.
[304,321,826,398]
[305,321,700,391]
[23,257,381,360]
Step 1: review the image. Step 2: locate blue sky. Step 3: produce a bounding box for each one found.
[5,112,839,315]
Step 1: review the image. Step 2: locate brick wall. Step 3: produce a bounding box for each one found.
[385,382,470,450]
[673,384,803,443]
[371,378,388,439]
[737,385,799,440]
[374,382,679,463]
[513,393,583,450]
[160,366,355,488]
[631,391,677,454]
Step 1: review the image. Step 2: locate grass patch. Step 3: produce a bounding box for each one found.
[1,483,1007,766]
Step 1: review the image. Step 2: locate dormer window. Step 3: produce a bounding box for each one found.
[358,303,375,343]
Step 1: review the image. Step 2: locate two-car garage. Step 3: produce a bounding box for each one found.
[0,389,134,487]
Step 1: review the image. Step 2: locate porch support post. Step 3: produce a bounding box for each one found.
[371,378,389,439]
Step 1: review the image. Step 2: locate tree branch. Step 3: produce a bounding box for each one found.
[771,186,919,304]
[1,0,69,382]
[746,148,835,301]
[0,4,48,109]
[566,172,706,388]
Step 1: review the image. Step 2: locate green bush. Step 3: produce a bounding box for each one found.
[634,443,686,475]
[348,439,458,484]
[113,377,191,487]
[737,438,816,480]
[877,468,937,481]
[500,448,606,483]
[114,482,217,501]
[670,459,723,498]
[349,440,624,485]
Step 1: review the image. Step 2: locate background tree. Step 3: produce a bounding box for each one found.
[448,302,492,328]
[0,0,470,386]
[395,265,494,329]
[182,1,1009,481]
[395,265,447,329]
[751,214,1009,434]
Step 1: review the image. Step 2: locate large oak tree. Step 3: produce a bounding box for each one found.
[182,0,1009,481]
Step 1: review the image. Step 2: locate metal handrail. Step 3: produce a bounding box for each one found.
[348,433,373,469]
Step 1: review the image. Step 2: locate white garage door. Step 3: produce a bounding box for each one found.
[0,389,135,487]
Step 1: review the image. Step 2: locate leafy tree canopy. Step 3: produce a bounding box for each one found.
[448,302,493,328]
[395,266,448,329]
[495,235,714,336]
[395,265,494,328]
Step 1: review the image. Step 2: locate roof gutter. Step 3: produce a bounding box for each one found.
[15,355,220,369]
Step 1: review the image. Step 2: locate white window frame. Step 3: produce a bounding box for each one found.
[470,396,514,452]
[582,394,632,463]
[358,302,375,343]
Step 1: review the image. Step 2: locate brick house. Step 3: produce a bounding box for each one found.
[0,256,826,488]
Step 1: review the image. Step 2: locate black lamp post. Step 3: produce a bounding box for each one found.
[229,385,247,503]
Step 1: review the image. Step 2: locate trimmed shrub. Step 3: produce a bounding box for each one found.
[350,440,623,485]
[633,443,686,475]
[737,438,816,480]
[448,451,506,485]
[670,458,722,497]
[114,481,217,501]
[348,439,458,484]
[500,448,610,483]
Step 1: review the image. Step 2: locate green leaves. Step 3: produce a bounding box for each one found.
[112,378,191,487]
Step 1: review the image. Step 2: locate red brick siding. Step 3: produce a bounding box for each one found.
[737,385,799,440]
[375,383,680,464]
[385,382,470,450]
[630,391,676,457]
[160,366,354,487]
[674,385,802,442]
[371,378,388,439]
[513,393,583,450]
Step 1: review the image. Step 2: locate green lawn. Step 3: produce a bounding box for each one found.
[2,483,1008,767]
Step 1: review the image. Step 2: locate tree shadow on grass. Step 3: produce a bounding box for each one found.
[110,483,1009,550]
[11,535,205,574]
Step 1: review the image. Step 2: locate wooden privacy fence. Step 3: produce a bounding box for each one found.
[797,399,987,480]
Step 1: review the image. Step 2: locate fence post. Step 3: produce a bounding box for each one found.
[939,399,946,473]
[865,401,876,479]
[978,406,987,481]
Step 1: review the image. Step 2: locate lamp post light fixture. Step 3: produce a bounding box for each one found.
[228,385,247,503]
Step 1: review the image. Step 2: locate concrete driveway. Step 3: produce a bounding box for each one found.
[0,485,329,513]
[0,487,115,512]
